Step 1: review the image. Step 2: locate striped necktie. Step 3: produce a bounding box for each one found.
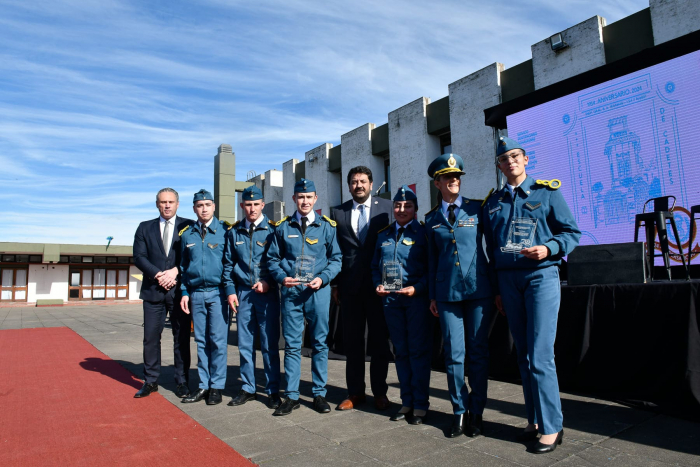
[357,204,368,244]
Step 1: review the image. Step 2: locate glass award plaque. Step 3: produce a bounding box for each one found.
[251,262,267,285]
[294,255,316,284]
[382,261,403,291]
[500,218,538,253]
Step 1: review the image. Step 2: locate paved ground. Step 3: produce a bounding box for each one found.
[2,304,699,466]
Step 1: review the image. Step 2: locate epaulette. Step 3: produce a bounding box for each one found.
[424,204,440,217]
[178,225,190,236]
[273,216,289,227]
[322,215,337,227]
[223,221,234,230]
[268,219,276,227]
[481,189,494,207]
[535,179,562,190]
[419,221,425,225]
[377,224,391,234]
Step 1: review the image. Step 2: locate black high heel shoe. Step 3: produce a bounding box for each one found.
[531,429,563,454]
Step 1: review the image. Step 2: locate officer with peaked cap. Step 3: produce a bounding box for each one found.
[266,178,342,416]
[223,185,282,409]
[424,154,495,438]
[482,137,580,453]
[371,185,433,425]
[180,189,234,406]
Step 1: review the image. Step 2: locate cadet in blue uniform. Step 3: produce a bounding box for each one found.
[179,189,233,406]
[266,178,342,416]
[371,185,433,425]
[425,154,494,438]
[223,185,281,409]
[482,137,580,453]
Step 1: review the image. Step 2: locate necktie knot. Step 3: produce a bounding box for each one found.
[447,204,457,225]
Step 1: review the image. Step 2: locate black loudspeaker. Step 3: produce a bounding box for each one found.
[567,242,648,286]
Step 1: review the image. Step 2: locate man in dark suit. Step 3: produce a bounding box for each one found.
[133,188,194,399]
[331,166,394,410]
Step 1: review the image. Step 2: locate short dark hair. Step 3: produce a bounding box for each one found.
[347,166,373,184]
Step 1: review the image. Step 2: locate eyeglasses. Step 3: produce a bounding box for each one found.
[496,153,523,164]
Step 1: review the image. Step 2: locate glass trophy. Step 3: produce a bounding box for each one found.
[294,255,316,284]
[500,218,538,253]
[251,262,267,285]
[382,261,403,291]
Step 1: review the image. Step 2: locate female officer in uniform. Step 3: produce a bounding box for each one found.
[425,154,494,438]
[371,185,432,425]
[482,137,580,453]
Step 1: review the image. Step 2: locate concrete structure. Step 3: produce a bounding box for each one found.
[214,144,253,224]
[0,242,141,305]
[230,1,698,221]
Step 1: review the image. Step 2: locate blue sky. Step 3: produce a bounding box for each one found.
[0,0,648,245]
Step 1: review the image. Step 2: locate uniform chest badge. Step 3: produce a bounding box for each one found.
[256,240,266,247]
[402,238,415,245]
[431,224,441,229]
[305,237,319,245]
[186,243,195,248]
[458,218,476,227]
[235,241,245,245]
[207,243,218,249]
[489,206,501,214]
[381,241,392,247]
[524,202,542,211]
[288,234,299,238]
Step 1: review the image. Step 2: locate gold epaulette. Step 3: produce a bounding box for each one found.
[377,224,391,234]
[322,215,337,227]
[481,188,494,207]
[178,225,190,236]
[535,179,562,190]
[223,221,234,230]
[419,221,425,225]
[273,216,289,227]
[268,219,276,227]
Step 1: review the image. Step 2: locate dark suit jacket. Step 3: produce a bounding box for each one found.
[133,216,194,302]
[331,196,394,293]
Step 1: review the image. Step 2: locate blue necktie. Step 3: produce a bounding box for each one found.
[357,204,368,244]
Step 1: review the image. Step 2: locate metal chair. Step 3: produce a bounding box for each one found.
[633,196,688,280]
[689,205,700,267]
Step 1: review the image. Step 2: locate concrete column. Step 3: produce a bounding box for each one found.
[282,158,299,217]
[304,144,341,217]
[214,144,237,224]
[448,63,504,200]
[650,0,700,45]
[388,97,441,217]
[532,16,607,90]
[340,123,385,203]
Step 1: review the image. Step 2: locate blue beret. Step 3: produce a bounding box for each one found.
[193,189,214,203]
[294,178,316,193]
[393,185,417,203]
[427,153,466,179]
[241,185,263,201]
[496,136,525,157]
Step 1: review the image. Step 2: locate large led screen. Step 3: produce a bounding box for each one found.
[506,50,700,265]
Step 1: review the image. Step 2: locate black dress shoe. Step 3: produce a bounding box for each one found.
[267,393,282,409]
[449,414,465,438]
[390,409,412,421]
[134,382,158,398]
[182,388,209,403]
[228,389,257,406]
[207,388,223,405]
[175,383,191,398]
[516,429,539,442]
[313,396,331,413]
[273,397,300,416]
[532,430,564,454]
[407,412,425,425]
[465,412,483,438]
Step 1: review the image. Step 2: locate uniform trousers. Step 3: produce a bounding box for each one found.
[437,297,492,415]
[383,293,433,411]
[236,287,281,395]
[281,285,330,400]
[142,293,191,385]
[498,266,562,435]
[190,287,229,390]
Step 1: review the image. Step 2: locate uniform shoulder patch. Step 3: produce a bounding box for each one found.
[377,224,391,234]
[322,215,337,227]
[273,216,289,227]
[481,188,494,207]
[535,179,562,190]
[223,221,234,230]
[178,225,190,236]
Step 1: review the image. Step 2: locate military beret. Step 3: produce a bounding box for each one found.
[496,136,525,157]
[393,185,417,203]
[241,185,263,201]
[193,189,214,203]
[294,178,316,193]
[427,153,466,179]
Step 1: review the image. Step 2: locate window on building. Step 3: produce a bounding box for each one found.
[106,257,117,264]
[69,256,81,263]
[440,133,452,155]
[94,256,106,264]
[82,257,93,263]
[29,255,42,263]
[0,267,28,302]
[68,267,129,301]
[16,255,28,263]
[117,257,129,264]
[2,255,15,262]
[59,256,69,263]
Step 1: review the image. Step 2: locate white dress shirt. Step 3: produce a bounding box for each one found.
[295,210,316,225]
[245,215,265,230]
[351,195,372,236]
[159,216,176,256]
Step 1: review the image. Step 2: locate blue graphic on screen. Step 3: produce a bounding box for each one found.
[506,50,700,264]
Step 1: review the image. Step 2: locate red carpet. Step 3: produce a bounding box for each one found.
[0,327,254,466]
